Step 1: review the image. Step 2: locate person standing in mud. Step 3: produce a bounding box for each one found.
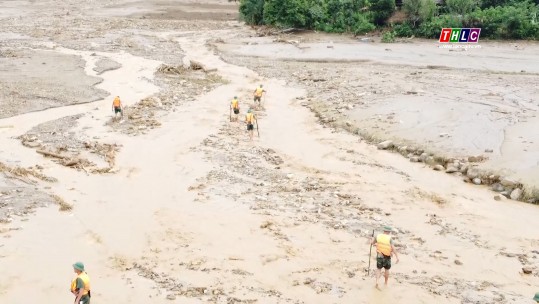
[371,226,399,289]
[230,96,240,121]
[112,96,123,119]
[245,108,257,141]
[71,262,91,304]
[253,84,266,106]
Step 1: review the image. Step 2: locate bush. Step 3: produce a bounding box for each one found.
[370,0,396,25]
[382,31,397,42]
[417,14,463,38]
[239,0,265,25]
[464,2,539,39]
[445,0,480,15]
[393,23,414,37]
[354,13,376,34]
[445,0,479,15]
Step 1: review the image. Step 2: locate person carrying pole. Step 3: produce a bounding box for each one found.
[371,226,399,289]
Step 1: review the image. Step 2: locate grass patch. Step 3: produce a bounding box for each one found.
[406,187,448,205]
[51,194,73,211]
[522,186,539,204]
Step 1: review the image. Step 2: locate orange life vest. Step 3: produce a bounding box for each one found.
[245,113,255,124]
[376,234,392,256]
[231,99,239,109]
[113,97,121,107]
[70,272,91,296]
[254,87,263,97]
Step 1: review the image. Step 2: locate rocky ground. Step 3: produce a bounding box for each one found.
[218,46,539,204]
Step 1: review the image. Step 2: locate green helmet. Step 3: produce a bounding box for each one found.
[260,84,263,88]
[73,262,85,271]
[247,109,252,113]
[234,96,237,99]
[534,292,539,301]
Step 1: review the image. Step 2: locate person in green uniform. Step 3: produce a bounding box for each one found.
[71,262,91,304]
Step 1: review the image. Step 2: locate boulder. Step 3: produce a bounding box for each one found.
[445,166,459,173]
[377,140,394,150]
[410,156,420,162]
[472,178,482,185]
[466,167,481,179]
[425,156,436,165]
[500,177,518,188]
[419,152,428,162]
[433,165,445,171]
[510,188,523,200]
[491,183,505,192]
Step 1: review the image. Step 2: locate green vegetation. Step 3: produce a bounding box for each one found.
[239,0,539,39]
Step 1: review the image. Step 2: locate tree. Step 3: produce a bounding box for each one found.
[263,0,308,27]
[445,0,480,15]
[239,0,265,25]
[404,0,437,27]
[370,0,396,25]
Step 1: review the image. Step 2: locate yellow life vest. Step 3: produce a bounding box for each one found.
[376,234,392,256]
[70,272,91,296]
[113,97,121,107]
[231,99,239,109]
[254,87,263,97]
[245,113,255,123]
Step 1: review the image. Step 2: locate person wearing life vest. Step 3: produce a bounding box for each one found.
[231,96,240,121]
[253,84,266,104]
[245,108,256,141]
[71,262,91,304]
[112,96,123,118]
[371,226,399,288]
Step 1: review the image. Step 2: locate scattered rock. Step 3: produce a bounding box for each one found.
[433,165,444,171]
[445,166,458,173]
[510,188,523,200]
[377,140,394,150]
[500,177,518,188]
[491,183,505,192]
[166,294,176,300]
[472,178,481,185]
[466,167,481,179]
[494,195,503,201]
[454,260,463,265]
[522,266,533,274]
[410,156,420,162]
[484,149,494,153]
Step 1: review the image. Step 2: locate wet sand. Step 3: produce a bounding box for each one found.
[0,0,538,303]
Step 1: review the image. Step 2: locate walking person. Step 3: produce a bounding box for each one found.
[71,262,91,304]
[245,108,257,141]
[253,84,266,107]
[371,226,399,289]
[112,96,123,119]
[230,96,240,121]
